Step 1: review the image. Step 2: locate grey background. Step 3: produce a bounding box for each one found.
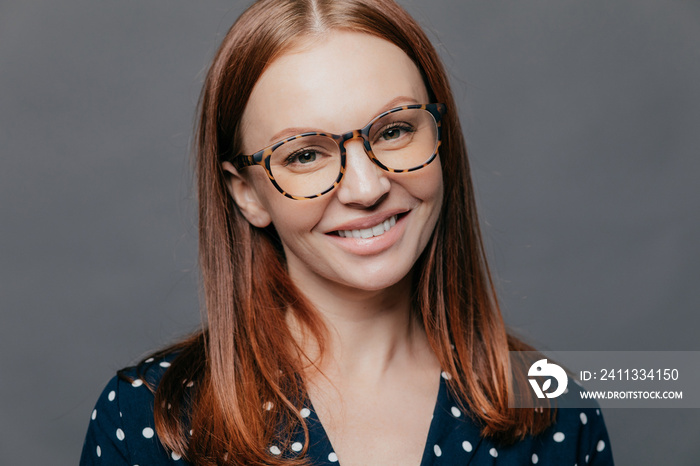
[1,0,698,464]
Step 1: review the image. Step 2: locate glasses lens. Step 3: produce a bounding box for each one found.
[269,135,341,198]
[368,108,438,170]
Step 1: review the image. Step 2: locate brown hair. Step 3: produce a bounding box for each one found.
[131,0,554,463]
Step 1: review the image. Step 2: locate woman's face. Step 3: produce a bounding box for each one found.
[223,31,444,294]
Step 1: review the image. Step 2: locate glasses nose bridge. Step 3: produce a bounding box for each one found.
[337,129,371,158]
[339,128,368,148]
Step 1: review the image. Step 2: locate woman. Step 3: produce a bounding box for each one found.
[81,0,613,464]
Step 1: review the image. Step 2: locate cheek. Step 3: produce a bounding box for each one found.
[408,160,444,244]
[263,194,328,243]
[246,167,329,224]
[247,169,293,217]
[403,159,444,209]
[269,202,330,273]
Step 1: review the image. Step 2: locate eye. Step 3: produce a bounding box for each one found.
[376,123,415,143]
[286,149,318,165]
[382,127,402,140]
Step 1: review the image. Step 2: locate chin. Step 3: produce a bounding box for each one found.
[332,264,413,293]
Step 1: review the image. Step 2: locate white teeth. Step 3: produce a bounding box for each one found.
[337,214,398,239]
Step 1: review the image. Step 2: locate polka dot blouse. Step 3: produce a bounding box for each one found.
[80,358,614,465]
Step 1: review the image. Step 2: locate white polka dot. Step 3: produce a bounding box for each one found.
[159,361,171,368]
[434,445,442,456]
[263,401,274,411]
[462,440,473,452]
[586,454,590,463]
[489,447,498,457]
[597,440,606,452]
[532,453,539,463]
[96,445,101,457]
[328,452,338,462]
[171,451,182,460]
[186,381,194,388]
[596,409,600,415]
[553,432,565,442]
[131,379,143,388]
[292,441,303,452]
[451,406,462,417]
[116,428,125,441]
[91,409,97,420]
[580,412,588,424]
[108,391,116,402]
[270,446,281,456]
[189,429,193,436]
[145,357,154,363]
[441,371,452,380]
[142,427,155,439]
[300,408,311,418]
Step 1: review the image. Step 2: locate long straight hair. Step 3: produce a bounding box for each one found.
[135,0,554,464]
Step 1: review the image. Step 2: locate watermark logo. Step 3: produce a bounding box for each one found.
[511,351,696,408]
[528,359,568,398]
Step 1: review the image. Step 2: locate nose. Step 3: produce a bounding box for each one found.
[335,138,391,207]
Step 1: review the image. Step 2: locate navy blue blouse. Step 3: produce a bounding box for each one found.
[81,357,614,465]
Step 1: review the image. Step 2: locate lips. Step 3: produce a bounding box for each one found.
[325,210,410,257]
[337,214,397,239]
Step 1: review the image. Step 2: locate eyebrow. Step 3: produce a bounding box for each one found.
[266,95,420,144]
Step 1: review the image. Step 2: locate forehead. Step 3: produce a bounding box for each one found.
[239,30,429,152]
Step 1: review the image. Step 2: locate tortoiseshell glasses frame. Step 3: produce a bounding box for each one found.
[226,103,446,200]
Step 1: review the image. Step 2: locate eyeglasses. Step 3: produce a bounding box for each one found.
[227,103,446,200]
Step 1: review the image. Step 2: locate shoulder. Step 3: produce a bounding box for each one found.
[79,354,184,466]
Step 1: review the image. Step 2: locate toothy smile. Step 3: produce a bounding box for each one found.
[336,215,398,239]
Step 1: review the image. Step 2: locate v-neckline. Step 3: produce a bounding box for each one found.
[300,373,450,466]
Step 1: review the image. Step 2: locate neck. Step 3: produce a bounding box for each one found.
[287,272,432,384]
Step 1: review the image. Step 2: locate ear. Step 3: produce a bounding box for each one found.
[221,161,272,228]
